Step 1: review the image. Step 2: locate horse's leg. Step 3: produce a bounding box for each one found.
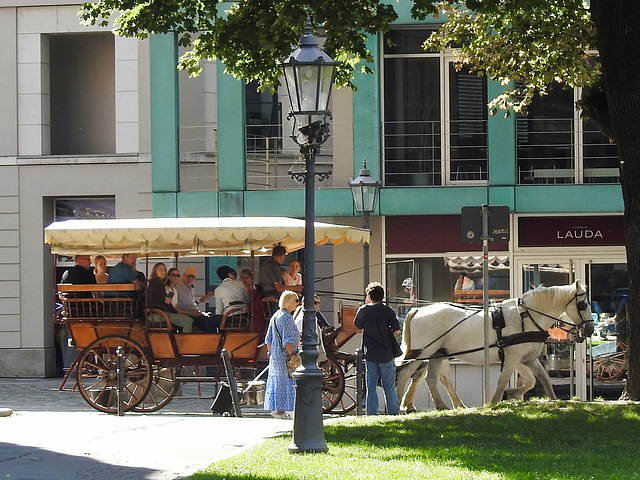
[439,359,466,408]
[490,355,521,404]
[523,358,557,400]
[425,358,449,410]
[506,364,536,400]
[396,360,422,413]
[400,361,427,413]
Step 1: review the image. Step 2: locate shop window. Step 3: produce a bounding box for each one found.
[50,34,115,155]
[386,257,510,320]
[383,28,487,186]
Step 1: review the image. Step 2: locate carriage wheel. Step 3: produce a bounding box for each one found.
[327,356,359,415]
[320,356,345,413]
[589,351,628,380]
[132,365,178,412]
[77,335,152,413]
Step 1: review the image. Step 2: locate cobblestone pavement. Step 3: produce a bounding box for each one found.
[0,377,292,480]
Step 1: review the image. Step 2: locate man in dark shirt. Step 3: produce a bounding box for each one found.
[354,282,401,415]
[259,245,287,317]
[62,255,96,298]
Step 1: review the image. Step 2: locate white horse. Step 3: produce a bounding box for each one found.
[396,281,593,411]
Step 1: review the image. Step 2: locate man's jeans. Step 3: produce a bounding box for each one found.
[365,360,400,415]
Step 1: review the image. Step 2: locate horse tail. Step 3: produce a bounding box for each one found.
[402,307,419,352]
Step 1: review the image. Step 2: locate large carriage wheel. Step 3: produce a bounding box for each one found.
[77,335,152,413]
[327,356,359,415]
[132,365,178,412]
[320,355,345,413]
[589,351,628,380]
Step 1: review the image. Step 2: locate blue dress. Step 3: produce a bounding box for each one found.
[264,308,299,412]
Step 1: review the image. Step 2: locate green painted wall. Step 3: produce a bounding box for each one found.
[353,34,382,186]
[487,79,516,186]
[216,62,246,196]
[150,33,180,218]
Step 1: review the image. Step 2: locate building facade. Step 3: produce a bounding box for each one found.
[0,1,625,404]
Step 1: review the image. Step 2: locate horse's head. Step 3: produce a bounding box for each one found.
[563,280,594,342]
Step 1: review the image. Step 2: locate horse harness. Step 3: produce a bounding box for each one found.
[403,289,592,371]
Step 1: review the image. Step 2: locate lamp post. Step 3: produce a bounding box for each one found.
[349,158,382,289]
[281,18,337,454]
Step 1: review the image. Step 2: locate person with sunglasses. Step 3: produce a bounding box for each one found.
[175,266,218,332]
[146,263,194,333]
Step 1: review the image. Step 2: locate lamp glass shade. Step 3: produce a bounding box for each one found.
[283,61,335,115]
[350,181,379,214]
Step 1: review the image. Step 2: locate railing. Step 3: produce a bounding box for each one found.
[517,118,619,184]
[383,119,487,186]
[245,126,335,191]
[179,126,218,192]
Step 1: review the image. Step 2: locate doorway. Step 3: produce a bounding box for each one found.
[514,255,628,400]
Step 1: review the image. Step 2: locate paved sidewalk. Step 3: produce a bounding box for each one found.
[0,378,292,480]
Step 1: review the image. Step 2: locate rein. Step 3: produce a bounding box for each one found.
[402,288,591,369]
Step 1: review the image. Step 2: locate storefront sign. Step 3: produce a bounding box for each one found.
[461,205,510,243]
[518,216,624,247]
[386,215,509,254]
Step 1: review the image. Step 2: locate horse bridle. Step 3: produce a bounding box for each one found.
[522,288,593,340]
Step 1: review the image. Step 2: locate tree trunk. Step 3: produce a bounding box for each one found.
[592,1,640,399]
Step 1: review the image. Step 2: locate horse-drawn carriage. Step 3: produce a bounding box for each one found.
[45,217,368,414]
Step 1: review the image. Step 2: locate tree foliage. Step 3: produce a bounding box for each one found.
[424,0,597,116]
[80,0,430,90]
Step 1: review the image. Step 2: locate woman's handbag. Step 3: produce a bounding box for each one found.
[389,330,402,358]
[286,352,302,378]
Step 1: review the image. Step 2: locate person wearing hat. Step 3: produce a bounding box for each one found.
[401,277,416,305]
[209,265,249,326]
[175,266,218,332]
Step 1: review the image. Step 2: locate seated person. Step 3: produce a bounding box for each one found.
[106,253,145,295]
[211,265,250,327]
[454,274,475,291]
[240,268,266,334]
[293,294,328,362]
[175,266,218,332]
[259,246,287,314]
[61,255,96,298]
[282,259,303,294]
[146,262,194,333]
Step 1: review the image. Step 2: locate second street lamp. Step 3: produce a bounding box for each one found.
[281,18,337,454]
[349,158,382,289]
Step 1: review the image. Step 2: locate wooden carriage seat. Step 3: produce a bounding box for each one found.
[262,297,279,319]
[222,332,262,361]
[145,308,177,359]
[334,303,361,349]
[58,283,137,319]
[219,306,251,331]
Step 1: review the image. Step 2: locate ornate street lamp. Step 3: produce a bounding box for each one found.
[349,158,382,289]
[281,18,337,454]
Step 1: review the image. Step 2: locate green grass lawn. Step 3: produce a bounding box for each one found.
[189,399,640,480]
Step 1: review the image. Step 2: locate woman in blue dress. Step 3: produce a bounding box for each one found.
[264,290,300,419]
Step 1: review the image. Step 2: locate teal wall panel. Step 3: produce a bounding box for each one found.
[353,34,382,183]
[487,79,516,186]
[219,191,244,216]
[380,187,489,216]
[150,33,179,198]
[152,193,178,218]
[216,62,246,194]
[488,187,515,210]
[176,192,218,217]
[244,189,357,218]
[515,185,623,213]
